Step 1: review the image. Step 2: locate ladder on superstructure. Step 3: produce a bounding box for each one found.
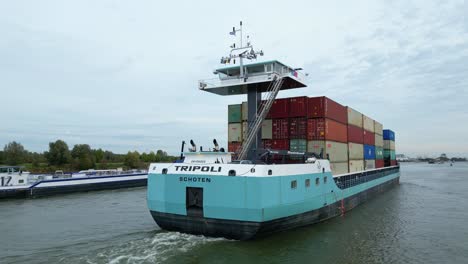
[237,76,284,160]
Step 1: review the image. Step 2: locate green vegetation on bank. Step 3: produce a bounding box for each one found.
[0,140,176,173]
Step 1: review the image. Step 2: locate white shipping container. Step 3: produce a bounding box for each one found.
[347,107,363,128]
[363,115,375,133]
[365,159,376,170]
[349,160,364,173]
[228,123,242,142]
[307,140,349,163]
[330,162,349,175]
[375,134,384,147]
[242,101,248,121]
[374,121,383,135]
[348,142,364,160]
[262,119,273,139]
[383,140,395,150]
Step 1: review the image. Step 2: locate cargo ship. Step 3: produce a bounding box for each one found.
[147,22,400,240]
[0,166,147,199]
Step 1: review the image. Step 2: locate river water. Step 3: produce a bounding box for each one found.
[1,162,468,264]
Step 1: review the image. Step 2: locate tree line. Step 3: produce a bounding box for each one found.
[0,140,176,172]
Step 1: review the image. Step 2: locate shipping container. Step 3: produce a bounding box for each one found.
[347,107,363,128]
[374,121,383,135]
[384,150,396,160]
[365,159,376,170]
[363,130,375,145]
[375,134,383,147]
[272,119,289,139]
[390,160,398,166]
[375,159,384,168]
[262,139,272,149]
[349,160,364,173]
[307,140,348,162]
[241,101,248,121]
[290,139,307,153]
[307,118,347,143]
[289,96,308,117]
[270,98,289,118]
[271,139,289,150]
[364,145,376,159]
[228,104,242,123]
[363,115,375,133]
[228,142,241,152]
[348,142,364,160]
[383,129,395,141]
[383,140,395,150]
[289,118,308,139]
[228,123,242,142]
[375,147,384,159]
[262,119,273,139]
[347,125,364,144]
[242,121,248,140]
[307,97,347,124]
[330,162,349,175]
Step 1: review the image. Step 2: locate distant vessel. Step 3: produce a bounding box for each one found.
[0,166,147,199]
[147,22,400,240]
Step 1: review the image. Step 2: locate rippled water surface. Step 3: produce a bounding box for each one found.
[1,163,468,263]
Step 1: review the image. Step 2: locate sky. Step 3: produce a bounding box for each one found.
[1,0,467,158]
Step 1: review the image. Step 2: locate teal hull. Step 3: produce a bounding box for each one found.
[147,166,400,239]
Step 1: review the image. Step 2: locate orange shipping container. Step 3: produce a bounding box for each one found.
[307,118,348,143]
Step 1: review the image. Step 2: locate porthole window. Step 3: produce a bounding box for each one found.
[291,180,297,189]
[315,178,320,186]
[324,176,327,184]
[305,179,310,188]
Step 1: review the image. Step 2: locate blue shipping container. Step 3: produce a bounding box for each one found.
[364,145,376,159]
[383,129,395,141]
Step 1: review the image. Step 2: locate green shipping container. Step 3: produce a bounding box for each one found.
[228,104,242,123]
[384,150,396,160]
[290,139,307,153]
[375,146,384,159]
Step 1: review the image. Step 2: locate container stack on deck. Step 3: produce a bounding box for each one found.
[227,96,397,174]
[383,129,397,166]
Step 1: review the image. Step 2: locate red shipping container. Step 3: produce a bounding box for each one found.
[272,119,289,139]
[375,159,384,168]
[391,160,398,166]
[347,125,364,144]
[289,118,308,139]
[262,139,272,149]
[270,98,289,118]
[363,130,375,145]
[307,118,348,143]
[307,96,347,124]
[228,142,241,152]
[289,96,308,117]
[271,139,289,150]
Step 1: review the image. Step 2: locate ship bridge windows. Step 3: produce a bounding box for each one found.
[305,179,311,188]
[291,180,297,189]
[316,178,320,186]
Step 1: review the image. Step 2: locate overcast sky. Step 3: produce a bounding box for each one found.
[1,0,467,157]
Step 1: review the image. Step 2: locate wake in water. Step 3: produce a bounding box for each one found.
[77,231,228,264]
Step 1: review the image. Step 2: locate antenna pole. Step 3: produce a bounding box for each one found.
[239,21,244,78]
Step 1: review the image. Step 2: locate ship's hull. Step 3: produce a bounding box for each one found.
[0,173,147,199]
[150,175,398,240]
[148,163,400,240]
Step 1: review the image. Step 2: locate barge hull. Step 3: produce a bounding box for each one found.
[150,175,399,240]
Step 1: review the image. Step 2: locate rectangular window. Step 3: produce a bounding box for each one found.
[291,180,297,189]
[305,179,310,188]
[324,176,327,184]
[316,178,320,186]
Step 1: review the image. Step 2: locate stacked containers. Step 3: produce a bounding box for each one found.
[363,115,376,170]
[383,129,396,166]
[228,97,395,173]
[347,107,364,172]
[228,104,242,152]
[374,121,384,168]
[308,97,348,174]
